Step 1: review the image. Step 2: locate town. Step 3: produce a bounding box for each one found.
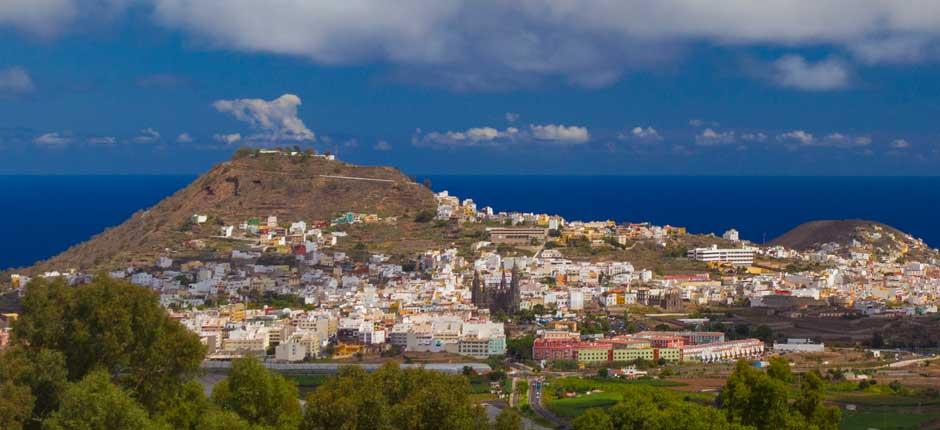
[5,181,939,371]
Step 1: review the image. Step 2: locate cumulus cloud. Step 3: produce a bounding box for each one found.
[132,128,161,143]
[415,123,588,147]
[213,93,315,142]
[771,55,850,91]
[143,1,940,90]
[373,140,392,151]
[775,130,874,149]
[695,128,736,146]
[891,139,911,149]
[505,112,519,123]
[776,130,815,145]
[7,2,940,89]
[33,132,71,146]
[529,124,590,144]
[0,0,76,37]
[176,132,193,143]
[213,133,242,144]
[621,126,662,142]
[414,126,519,147]
[0,66,35,94]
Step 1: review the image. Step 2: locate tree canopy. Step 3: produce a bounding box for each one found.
[720,358,840,430]
[301,363,488,430]
[12,276,206,411]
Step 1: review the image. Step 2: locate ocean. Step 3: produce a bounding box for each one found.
[2,175,940,270]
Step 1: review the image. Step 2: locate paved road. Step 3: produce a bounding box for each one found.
[528,377,570,430]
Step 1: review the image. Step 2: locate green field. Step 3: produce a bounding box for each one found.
[544,377,707,418]
[840,409,936,430]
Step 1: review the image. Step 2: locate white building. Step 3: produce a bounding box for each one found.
[722,229,740,242]
[687,245,755,266]
[773,338,825,353]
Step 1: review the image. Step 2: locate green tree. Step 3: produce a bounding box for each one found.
[0,346,69,428]
[301,363,487,430]
[155,380,212,430]
[793,371,840,430]
[43,370,164,430]
[507,335,535,361]
[211,357,302,430]
[494,407,523,430]
[572,408,612,430]
[196,409,256,430]
[766,357,793,384]
[0,379,33,430]
[13,277,206,411]
[720,361,798,430]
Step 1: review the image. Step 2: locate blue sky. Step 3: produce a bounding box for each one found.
[2,1,940,175]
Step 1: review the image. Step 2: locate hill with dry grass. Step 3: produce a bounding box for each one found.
[25,151,438,273]
[770,219,938,262]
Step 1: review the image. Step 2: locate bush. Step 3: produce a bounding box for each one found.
[414,210,436,223]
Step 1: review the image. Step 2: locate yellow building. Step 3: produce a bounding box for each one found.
[332,343,363,359]
[577,346,610,363]
[657,348,681,362]
[613,348,654,362]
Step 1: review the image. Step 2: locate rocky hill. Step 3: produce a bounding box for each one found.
[26,151,438,273]
[769,219,937,262]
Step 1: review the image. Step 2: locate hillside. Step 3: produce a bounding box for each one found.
[769,219,937,262]
[26,151,438,273]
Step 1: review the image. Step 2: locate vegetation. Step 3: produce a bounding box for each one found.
[720,358,840,430]
[302,363,489,430]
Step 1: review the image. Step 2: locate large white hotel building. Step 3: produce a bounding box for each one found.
[687,245,756,266]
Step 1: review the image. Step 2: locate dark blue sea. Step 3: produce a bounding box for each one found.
[2,175,940,270]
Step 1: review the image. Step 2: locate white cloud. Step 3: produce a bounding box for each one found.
[415,123,588,147]
[0,66,35,94]
[33,132,71,146]
[373,140,392,151]
[776,130,874,149]
[891,139,911,149]
[415,126,519,147]
[0,0,76,37]
[6,2,940,89]
[87,136,117,145]
[144,1,940,90]
[213,93,315,142]
[771,55,850,91]
[176,132,193,143]
[132,128,161,143]
[776,130,815,145]
[695,128,736,146]
[529,124,590,144]
[213,133,242,144]
[505,112,519,123]
[621,126,662,142]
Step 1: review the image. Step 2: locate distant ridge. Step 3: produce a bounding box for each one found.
[27,150,437,273]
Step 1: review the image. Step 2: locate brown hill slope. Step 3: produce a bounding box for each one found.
[768,219,938,262]
[768,219,897,250]
[29,152,437,272]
